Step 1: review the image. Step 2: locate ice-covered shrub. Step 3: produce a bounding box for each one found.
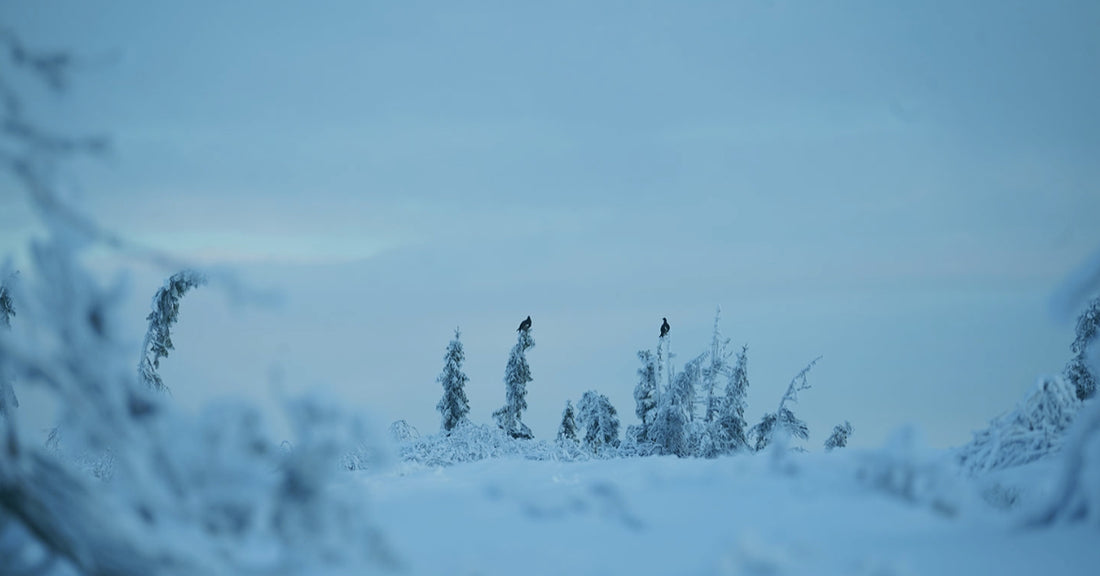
[389,419,420,443]
[398,422,589,466]
[956,376,1081,474]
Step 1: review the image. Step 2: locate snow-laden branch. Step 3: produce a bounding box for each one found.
[138,271,206,393]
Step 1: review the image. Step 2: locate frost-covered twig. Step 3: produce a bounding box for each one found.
[777,356,821,414]
[749,356,821,452]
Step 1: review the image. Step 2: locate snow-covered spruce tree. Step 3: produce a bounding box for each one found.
[138,270,206,393]
[702,306,733,423]
[493,324,535,439]
[577,390,620,455]
[749,357,821,452]
[436,328,470,433]
[651,354,704,457]
[1064,295,1100,401]
[825,421,854,452]
[633,349,658,442]
[651,398,688,457]
[557,400,578,443]
[673,353,702,422]
[709,344,750,454]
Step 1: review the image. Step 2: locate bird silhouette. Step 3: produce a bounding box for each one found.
[518,315,532,332]
[660,317,670,338]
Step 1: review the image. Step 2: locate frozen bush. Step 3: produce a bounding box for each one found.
[956,376,1081,474]
[398,422,589,466]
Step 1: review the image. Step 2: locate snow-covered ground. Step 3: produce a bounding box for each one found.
[358,449,1098,576]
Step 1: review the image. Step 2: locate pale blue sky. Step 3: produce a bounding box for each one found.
[2,0,1099,447]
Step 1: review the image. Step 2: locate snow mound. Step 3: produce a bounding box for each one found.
[956,375,1081,474]
[857,426,964,517]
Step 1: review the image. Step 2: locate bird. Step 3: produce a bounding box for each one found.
[660,317,670,338]
[518,315,532,332]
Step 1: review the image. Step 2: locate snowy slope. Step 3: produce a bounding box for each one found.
[359,450,1098,576]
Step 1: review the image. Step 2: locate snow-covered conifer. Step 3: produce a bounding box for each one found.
[673,354,702,421]
[577,390,620,454]
[749,357,820,452]
[702,307,732,423]
[825,421,853,451]
[493,324,535,439]
[650,354,704,456]
[651,402,688,456]
[436,328,470,433]
[710,344,750,454]
[1064,296,1100,400]
[138,270,206,392]
[557,400,578,443]
[633,349,658,441]
[749,413,777,452]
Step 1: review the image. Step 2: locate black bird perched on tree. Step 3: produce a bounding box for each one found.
[518,315,532,332]
[660,317,670,338]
